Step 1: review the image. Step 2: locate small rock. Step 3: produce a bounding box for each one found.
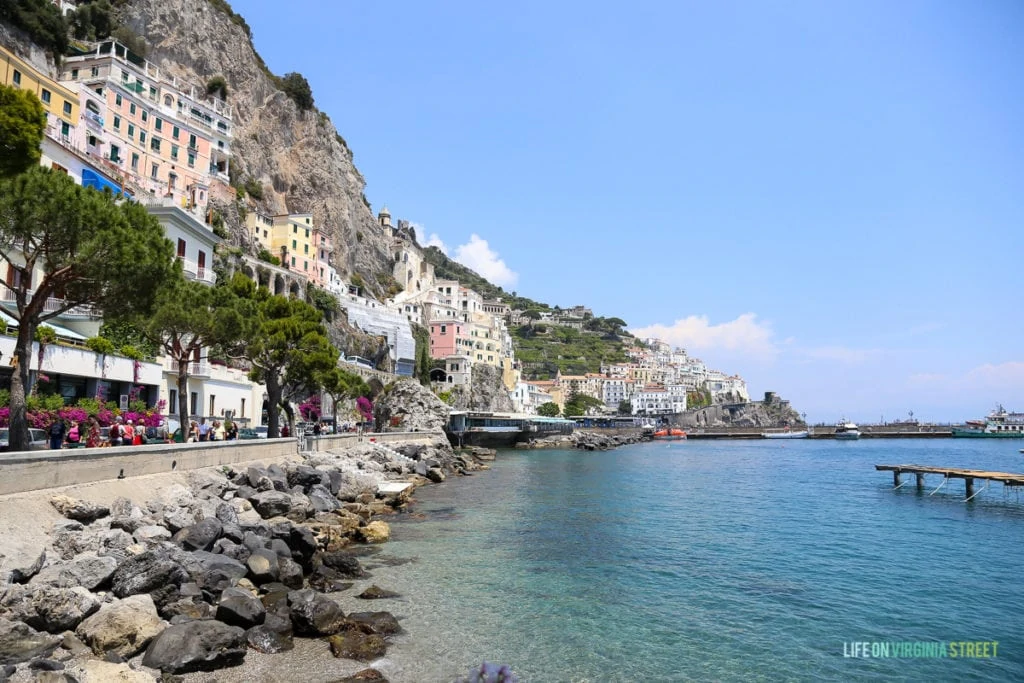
[345,611,401,636]
[357,585,400,600]
[71,659,156,683]
[244,625,293,654]
[0,617,60,665]
[327,631,387,661]
[357,521,390,544]
[9,550,45,584]
[330,669,389,682]
[133,526,172,544]
[245,549,279,584]
[174,517,223,551]
[216,588,266,629]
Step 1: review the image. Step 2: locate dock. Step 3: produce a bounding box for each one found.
[875,464,1024,501]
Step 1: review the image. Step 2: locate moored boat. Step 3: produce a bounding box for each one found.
[762,429,809,439]
[834,420,861,440]
[952,405,1024,438]
[653,428,687,440]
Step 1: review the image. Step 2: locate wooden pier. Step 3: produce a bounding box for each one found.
[876,464,1024,501]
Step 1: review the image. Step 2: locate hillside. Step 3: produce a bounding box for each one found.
[422,246,547,312]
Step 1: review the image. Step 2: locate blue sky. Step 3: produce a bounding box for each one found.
[233,0,1023,423]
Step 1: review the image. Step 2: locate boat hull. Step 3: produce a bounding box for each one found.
[762,431,808,439]
[952,428,1024,438]
[652,435,687,441]
[834,432,861,440]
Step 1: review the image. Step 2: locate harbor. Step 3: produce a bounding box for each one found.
[682,424,955,439]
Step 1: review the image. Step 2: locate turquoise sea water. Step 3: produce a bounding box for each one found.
[364,438,1024,682]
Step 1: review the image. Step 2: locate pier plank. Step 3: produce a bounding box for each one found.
[875,464,1024,487]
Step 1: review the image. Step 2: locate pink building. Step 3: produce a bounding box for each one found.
[309,228,333,288]
[429,320,471,360]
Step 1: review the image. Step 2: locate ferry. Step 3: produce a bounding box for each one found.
[952,405,1024,438]
[446,411,576,447]
[833,420,861,440]
[652,428,687,440]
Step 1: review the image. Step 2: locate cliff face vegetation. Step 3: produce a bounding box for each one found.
[117,0,394,294]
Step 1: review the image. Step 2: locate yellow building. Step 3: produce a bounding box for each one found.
[0,45,79,133]
[271,214,316,275]
[246,209,275,252]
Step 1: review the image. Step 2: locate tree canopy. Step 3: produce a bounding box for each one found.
[0,167,176,449]
[536,402,561,417]
[564,392,605,417]
[0,84,46,178]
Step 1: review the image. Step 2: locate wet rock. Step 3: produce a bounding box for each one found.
[174,517,223,551]
[251,491,292,519]
[216,587,265,629]
[425,467,446,483]
[245,625,293,654]
[287,525,319,567]
[357,585,400,600]
[345,611,401,636]
[307,565,353,594]
[287,589,346,636]
[50,495,110,524]
[327,631,387,661]
[277,556,304,590]
[318,551,366,578]
[141,620,246,674]
[0,618,60,664]
[111,549,188,598]
[357,521,390,544]
[75,594,165,658]
[9,550,45,584]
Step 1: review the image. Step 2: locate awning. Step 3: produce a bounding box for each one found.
[0,312,87,341]
[82,168,123,196]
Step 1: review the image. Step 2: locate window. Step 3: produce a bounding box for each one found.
[63,102,72,116]
[164,94,173,107]
[151,163,159,179]
[139,131,146,144]
[131,153,139,171]
[154,117,162,131]
[240,398,245,418]
[60,121,70,138]
[172,125,179,139]
[91,66,98,77]
[113,115,121,130]
[303,261,308,271]
[130,103,136,115]
[40,89,50,104]
[150,137,161,152]
[109,144,120,162]
[290,257,295,267]
[292,225,297,234]
[188,133,196,148]
[303,244,309,254]
[169,389,177,410]
[291,240,297,250]
[440,325,447,334]
[12,70,20,85]
[141,110,148,122]
[149,86,157,99]
[115,93,122,106]
[88,135,98,147]
[305,229,310,238]
[171,144,178,160]
[127,123,135,137]
[71,69,78,80]
[187,151,195,167]
[190,392,198,416]
[177,239,186,257]
[168,173,176,190]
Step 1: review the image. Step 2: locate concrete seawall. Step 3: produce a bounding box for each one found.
[0,431,440,497]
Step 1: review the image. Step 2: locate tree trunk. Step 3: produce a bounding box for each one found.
[266,373,281,438]
[176,357,190,440]
[8,320,36,452]
[281,401,295,436]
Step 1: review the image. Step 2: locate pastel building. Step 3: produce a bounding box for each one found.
[60,41,232,217]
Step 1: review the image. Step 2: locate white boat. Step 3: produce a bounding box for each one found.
[834,420,861,440]
[762,429,809,439]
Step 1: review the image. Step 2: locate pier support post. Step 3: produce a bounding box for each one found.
[893,471,901,488]
[916,473,925,489]
[965,478,974,499]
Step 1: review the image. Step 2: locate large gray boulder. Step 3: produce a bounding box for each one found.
[373,379,451,432]
[75,594,165,658]
[20,586,101,634]
[32,553,118,591]
[286,589,346,636]
[251,491,292,518]
[174,517,223,551]
[110,548,188,598]
[216,588,265,629]
[141,620,246,674]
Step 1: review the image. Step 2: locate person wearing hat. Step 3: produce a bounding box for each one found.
[109,416,124,447]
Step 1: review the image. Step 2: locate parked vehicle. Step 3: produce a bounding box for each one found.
[0,428,50,452]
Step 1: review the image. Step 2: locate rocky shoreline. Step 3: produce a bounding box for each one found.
[0,433,493,683]
[516,429,652,451]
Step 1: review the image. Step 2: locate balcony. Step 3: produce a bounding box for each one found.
[178,257,216,284]
[163,357,210,377]
[0,283,99,319]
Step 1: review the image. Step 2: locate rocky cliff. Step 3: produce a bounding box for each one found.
[451,364,515,412]
[674,398,803,429]
[118,0,394,294]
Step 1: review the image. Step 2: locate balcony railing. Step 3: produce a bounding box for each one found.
[178,257,217,284]
[163,358,210,377]
[0,283,98,319]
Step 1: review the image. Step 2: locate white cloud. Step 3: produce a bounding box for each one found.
[907,361,1024,392]
[409,222,448,254]
[630,313,777,359]
[452,234,518,288]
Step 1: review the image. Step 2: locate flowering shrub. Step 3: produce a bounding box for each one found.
[356,396,373,422]
[299,395,322,422]
[0,390,166,428]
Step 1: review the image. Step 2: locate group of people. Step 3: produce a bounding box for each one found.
[47,415,159,449]
[184,418,237,443]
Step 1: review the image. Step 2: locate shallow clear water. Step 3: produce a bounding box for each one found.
[363,438,1024,682]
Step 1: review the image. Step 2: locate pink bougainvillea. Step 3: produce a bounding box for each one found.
[356,396,373,422]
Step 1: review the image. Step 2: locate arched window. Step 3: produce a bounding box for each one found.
[164,95,173,107]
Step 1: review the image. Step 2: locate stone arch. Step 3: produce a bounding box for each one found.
[243,264,255,281]
[288,281,302,299]
[273,274,285,296]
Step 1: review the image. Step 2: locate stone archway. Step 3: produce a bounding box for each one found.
[273,274,285,296]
